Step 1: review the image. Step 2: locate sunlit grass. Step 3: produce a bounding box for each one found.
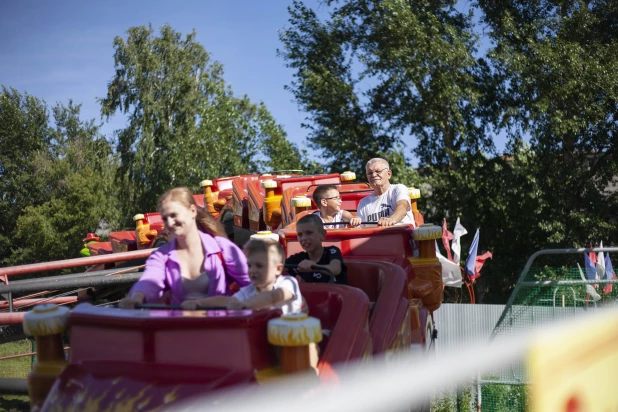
[0,340,32,412]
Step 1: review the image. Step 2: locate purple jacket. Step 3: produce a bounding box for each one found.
[129,231,250,305]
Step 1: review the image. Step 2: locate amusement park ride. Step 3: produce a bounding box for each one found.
[0,171,453,411]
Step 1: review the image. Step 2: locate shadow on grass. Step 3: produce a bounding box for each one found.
[0,395,29,412]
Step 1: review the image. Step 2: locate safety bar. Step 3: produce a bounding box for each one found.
[134,303,229,310]
[284,264,336,284]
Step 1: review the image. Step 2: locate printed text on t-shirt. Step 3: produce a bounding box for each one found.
[367,204,392,222]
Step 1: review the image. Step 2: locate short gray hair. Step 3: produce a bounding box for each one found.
[365,158,389,171]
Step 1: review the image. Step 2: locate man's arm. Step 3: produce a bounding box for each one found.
[378,199,410,227]
[342,211,361,227]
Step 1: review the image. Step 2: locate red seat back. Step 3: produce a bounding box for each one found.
[300,284,372,377]
[346,261,410,354]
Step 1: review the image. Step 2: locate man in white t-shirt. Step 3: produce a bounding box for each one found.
[356,158,416,228]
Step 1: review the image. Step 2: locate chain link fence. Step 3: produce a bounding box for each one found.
[432,248,618,411]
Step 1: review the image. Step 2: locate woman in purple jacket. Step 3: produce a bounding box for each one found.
[119,187,250,308]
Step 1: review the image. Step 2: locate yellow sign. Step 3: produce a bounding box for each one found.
[528,309,618,411]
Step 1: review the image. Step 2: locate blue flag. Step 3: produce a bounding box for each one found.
[465,229,479,276]
[584,252,597,280]
[605,253,614,279]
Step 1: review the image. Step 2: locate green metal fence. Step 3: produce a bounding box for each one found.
[431,247,618,411]
[481,247,618,412]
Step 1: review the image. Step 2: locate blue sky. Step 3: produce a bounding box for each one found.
[0,0,326,146]
[0,0,503,161]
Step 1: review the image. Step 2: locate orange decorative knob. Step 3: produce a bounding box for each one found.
[268,313,322,374]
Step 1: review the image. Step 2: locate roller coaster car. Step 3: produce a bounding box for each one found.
[279,225,440,343]
[40,261,412,411]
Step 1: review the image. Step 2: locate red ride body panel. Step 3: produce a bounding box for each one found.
[232,174,260,228]
[41,281,386,410]
[108,231,137,253]
[87,241,113,256]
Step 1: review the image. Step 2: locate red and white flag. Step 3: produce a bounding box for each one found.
[442,218,454,262]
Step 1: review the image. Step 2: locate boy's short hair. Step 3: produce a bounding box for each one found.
[298,214,325,231]
[243,238,285,264]
[312,184,338,204]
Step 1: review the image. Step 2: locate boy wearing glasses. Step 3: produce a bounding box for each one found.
[357,158,416,228]
[312,184,361,228]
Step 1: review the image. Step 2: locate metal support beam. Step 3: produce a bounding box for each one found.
[0,378,29,395]
[0,272,142,295]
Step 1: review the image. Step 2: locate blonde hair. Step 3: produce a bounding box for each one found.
[158,187,226,238]
[243,238,285,264]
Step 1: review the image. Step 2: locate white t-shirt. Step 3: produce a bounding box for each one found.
[357,184,415,227]
[233,275,303,314]
[313,210,345,228]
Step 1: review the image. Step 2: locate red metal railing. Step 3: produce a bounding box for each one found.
[0,249,153,322]
[0,249,153,278]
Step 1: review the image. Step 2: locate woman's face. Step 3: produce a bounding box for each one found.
[160,200,197,239]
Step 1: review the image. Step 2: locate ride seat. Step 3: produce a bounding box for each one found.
[345,260,408,354]
[299,283,371,377]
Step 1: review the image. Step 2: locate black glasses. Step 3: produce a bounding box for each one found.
[366,168,389,176]
[323,196,342,201]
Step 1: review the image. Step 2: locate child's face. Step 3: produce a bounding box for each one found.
[247,250,283,291]
[297,222,325,255]
[320,189,342,212]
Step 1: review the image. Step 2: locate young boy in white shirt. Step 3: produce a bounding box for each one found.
[182,238,303,313]
[311,184,361,228]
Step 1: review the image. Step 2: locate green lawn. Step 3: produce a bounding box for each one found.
[0,340,32,412]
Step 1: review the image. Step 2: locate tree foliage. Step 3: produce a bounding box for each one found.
[0,88,120,265]
[0,87,51,263]
[100,24,310,219]
[281,0,618,302]
[279,0,499,174]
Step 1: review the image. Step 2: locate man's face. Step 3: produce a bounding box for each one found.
[365,162,392,190]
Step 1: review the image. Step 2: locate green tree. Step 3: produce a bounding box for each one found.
[0,87,52,263]
[7,101,120,265]
[279,0,499,174]
[100,24,309,219]
[468,0,618,298]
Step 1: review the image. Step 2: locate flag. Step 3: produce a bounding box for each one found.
[584,252,597,281]
[474,251,493,276]
[451,218,468,263]
[596,241,605,283]
[604,252,615,294]
[577,262,601,302]
[589,243,597,265]
[442,218,454,262]
[465,229,479,278]
[464,229,493,282]
[436,241,463,287]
